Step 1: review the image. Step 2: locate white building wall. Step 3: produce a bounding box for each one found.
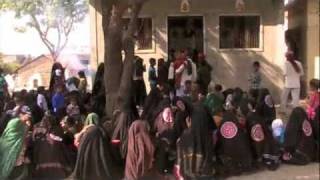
[90,0,286,102]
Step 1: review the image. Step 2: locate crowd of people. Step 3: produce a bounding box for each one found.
[0,49,319,180]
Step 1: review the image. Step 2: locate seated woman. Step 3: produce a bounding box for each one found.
[142,84,167,125]
[69,115,115,180]
[306,79,319,120]
[223,88,245,113]
[312,106,319,149]
[60,116,78,152]
[216,111,253,176]
[111,98,139,159]
[124,120,155,180]
[175,105,215,180]
[74,112,100,148]
[0,106,32,180]
[173,97,192,140]
[246,112,281,170]
[306,79,319,150]
[282,107,318,165]
[152,99,175,174]
[231,87,245,109]
[153,99,174,137]
[256,88,276,126]
[32,113,74,178]
[203,84,224,119]
[235,95,254,129]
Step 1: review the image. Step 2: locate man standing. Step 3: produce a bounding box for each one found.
[0,105,32,179]
[281,51,304,112]
[248,61,262,101]
[37,86,48,113]
[197,53,212,94]
[175,50,197,97]
[148,58,158,90]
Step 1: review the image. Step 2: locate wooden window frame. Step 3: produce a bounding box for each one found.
[218,14,264,51]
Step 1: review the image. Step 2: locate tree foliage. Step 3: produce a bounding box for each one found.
[0,54,21,74]
[0,0,88,61]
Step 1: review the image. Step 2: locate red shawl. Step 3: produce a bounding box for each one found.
[174,58,186,87]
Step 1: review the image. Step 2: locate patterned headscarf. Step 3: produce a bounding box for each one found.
[84,113,100,126]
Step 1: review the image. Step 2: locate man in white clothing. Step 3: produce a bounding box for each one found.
[176,51,197,97]
[37,86,48,112]
[281,51,304,111]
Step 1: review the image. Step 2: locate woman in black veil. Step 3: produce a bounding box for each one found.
[173,97,193,140]
[69,125,115,180]
[141,85,166,124]
[256,88,276,126]
[49,62,65,93]
[175,105,215,179]
[216,111,253,176]
[91,63,106,118]
[246,112,281,170]
[151,98,175,174]
[282,107,318,165]
[32,114,74,179]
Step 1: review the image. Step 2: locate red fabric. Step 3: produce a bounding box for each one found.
[307,91,320,120]
[174,58,186,87]
[174,165,183,180]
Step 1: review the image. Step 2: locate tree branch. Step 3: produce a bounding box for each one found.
[55,17,73,60]
[56,24,62,54]
[30,14,57,60]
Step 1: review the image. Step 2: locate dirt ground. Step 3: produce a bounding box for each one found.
[134,163,320,180]
[227,163,320,180]
[139,163,320,180]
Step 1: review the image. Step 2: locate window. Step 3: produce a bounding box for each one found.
[33,79,39,89]
[219,16,260,49]
[124,18,153,50]
[80,60,89,65]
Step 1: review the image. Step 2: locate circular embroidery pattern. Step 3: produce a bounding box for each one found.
[282,152,292,161]
[264,95,274,108]
[251,124,265,142]
[220,122,238,139]
[302,120,312,137]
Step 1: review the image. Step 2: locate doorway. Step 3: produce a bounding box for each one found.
[167,16,204,56]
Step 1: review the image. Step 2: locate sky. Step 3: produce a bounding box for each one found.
[0,11,90,56]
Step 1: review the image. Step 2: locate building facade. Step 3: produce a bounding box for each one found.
[285,0,320,89]
[14,54,91,91]
[90,0,287,102]
[14,55,53,91]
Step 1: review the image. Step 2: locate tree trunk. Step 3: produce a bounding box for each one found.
[102,1,145,119]
[103,3,126,119]
[101,0,147,159]
[118,3,142,111]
